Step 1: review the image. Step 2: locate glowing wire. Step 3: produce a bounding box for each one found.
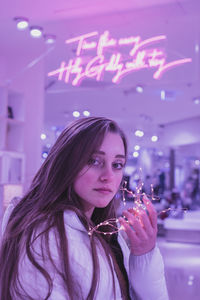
[88,176,187,236]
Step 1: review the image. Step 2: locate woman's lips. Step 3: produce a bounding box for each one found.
[94,188,112,194]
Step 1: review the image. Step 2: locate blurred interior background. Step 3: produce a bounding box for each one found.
[0,1,200,299]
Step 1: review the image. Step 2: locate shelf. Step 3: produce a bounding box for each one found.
[7,91,24,121]
[0,87,7,118]
[0,184,23,209]
[0,86,25,208]
[0,118,6,149]
[0,151,25,184]
[6,121,24,152]
[7,118,24,125]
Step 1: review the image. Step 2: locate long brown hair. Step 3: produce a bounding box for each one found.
[0,117,128,300]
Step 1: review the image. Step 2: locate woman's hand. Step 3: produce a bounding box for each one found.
[119,195,158,256]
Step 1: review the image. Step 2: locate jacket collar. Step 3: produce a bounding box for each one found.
[63,210,88,233]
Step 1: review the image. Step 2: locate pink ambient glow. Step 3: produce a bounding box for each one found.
[48,30,192,86]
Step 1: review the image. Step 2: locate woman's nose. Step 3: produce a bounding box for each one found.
[99,165,114,182]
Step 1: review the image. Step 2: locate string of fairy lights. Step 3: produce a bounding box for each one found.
[88,173,188,236]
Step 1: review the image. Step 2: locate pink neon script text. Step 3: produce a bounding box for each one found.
[48,31,192,86]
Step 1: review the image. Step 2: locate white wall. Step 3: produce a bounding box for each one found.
[1,54,45,191]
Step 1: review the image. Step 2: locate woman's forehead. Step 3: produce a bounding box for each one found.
[97,132,125,156]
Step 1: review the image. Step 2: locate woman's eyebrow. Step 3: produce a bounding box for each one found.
[94,151,125,159]
[116,154,126,159]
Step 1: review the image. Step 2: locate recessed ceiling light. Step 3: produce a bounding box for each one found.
[134,145,140,151]
[73,111,80,117]
[195,44,199,53]
[193,97,200,105]
[136,85,143,93]
[135,130,144,137]
[30,26,43,38]
[42,151,48,159]
[151,135,158,142]
[195,159,200,166]
[44,34,56,44]
[165,162,170,168]
[161,90,165,100]
[40,133,46,140]
[158,151,163,156]
[133,151,139,158]
[14,17,29,30]
[83,110,90,117]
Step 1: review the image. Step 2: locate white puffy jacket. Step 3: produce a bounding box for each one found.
[2,208,169,300]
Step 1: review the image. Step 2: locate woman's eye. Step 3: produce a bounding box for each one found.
[88,158,102,166]
[112,162,124,170]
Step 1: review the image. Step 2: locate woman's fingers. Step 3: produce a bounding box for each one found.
[118,216,140,243]
[122,210,147,238]
[138,209,156,237]
[119,197,157,255]
[142,195,158,230]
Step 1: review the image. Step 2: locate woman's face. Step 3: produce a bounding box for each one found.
[73,132,126,218]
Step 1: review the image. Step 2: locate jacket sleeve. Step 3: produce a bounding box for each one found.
[129,246,169,300]
[12,229,71,300]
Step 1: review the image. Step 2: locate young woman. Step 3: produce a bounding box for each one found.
[0,117,168,300]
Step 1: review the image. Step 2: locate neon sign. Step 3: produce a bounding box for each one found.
[48,30,192,86]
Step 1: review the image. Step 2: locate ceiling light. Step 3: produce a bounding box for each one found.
[83,110,90,117]
[151,135,158,142]
[158,151,163,156]
[165,162,170,168]
[134,145,140,151]
[135,130,144,137]
[193,97,200,105]
[195,44,199,53]
[133,151,139,158]
[161,90,165,100]
[44,34,56,44]
[30,26,43,38]
[73,111,80,117]
[195,159,200,166]
[14,17,29,30]
[40,133,46,140]
[42,151,48,159]
[136,85,143,93]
